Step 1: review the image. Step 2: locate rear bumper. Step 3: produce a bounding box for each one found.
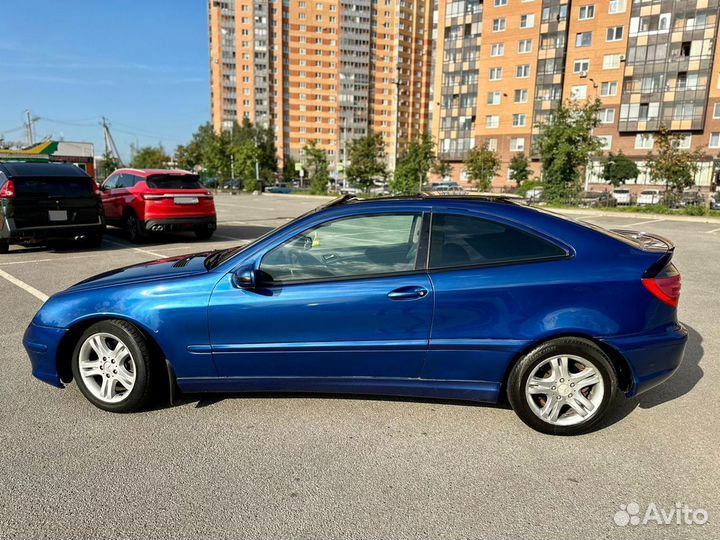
[23,322,68,389]
[600,323,688,398]
[143,216,217,233]
[2,219,105,242]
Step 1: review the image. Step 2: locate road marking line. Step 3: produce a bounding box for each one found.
[0,269,49,302]
[705,227,720,234]
[103,238,167,258]
[623,218,665,227]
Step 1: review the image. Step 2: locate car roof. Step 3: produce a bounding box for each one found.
[114,168,195,177]
[0,161,91,178]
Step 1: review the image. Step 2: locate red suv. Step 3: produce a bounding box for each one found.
[101,169,216,242]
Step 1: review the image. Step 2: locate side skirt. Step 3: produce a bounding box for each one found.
[175,376,501,403]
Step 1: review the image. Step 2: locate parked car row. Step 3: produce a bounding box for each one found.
[0,162,217,253]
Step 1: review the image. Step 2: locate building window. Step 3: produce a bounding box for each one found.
[672,135,692,149]
[510,137,525,151]
[516,64,530,78]
[514,89,529,103]
[492,18,506,32]
[489,67,503,80]
[710,133,720,148]
[598,135,612,150]
[512,113,527,127]
[600,81,618,96]
[599,108,616,124]
[578,5,595,20]
[603,54,622,69]
[609,0,626,14]
[635,134,655,149]
[485,115,500,128]
[494,0,508,6]
[518,39,532,53]
[487,139,498,151]
[575,32,592,47]
[606,26,624,41]
[713,103,720,119]
[573,59,590,74]
[571,85,588,100]
[491,43,505,57]
[520,14,535,28]
[487,91,502,105]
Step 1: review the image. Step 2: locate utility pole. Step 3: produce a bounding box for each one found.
[100,117,125,167]
[342,115,348,189]
[23,110,39,146]
[393,66,402,174]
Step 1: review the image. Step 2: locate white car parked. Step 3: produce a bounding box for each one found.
[611,188,632,206]
[637,189,663,206]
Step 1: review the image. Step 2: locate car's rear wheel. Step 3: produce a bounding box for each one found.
[0,241,8,254]
[82,233,104,248]
[71,320,154,413]
[194,227,214,240]
[507,337,616,435]
[124,213,146,244]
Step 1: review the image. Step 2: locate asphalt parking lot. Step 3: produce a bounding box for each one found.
[1,194,718,539]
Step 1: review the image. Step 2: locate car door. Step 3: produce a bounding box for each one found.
[207,210,434,379]
[100,174,119,221]
[420,209,570,385]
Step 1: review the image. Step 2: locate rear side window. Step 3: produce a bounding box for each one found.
[430,213,567,269]
[12,177,94,198]
[146,174,201,190]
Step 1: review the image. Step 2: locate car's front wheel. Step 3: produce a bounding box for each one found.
[194,227,214,240]
[507,337,617,435]
[71,320,154,412]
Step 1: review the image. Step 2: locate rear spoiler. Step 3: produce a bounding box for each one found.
[612,229,675,278]
[611,229,674,253]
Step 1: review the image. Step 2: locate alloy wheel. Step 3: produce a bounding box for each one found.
[524,354,605,427]
[77,332,136,403]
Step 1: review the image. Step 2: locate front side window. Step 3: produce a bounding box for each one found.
[260,213,423,283]
[429,214,567,270]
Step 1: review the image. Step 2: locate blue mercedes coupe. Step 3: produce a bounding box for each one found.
[23,195,687,435]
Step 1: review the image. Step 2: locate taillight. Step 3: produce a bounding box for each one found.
[93,182,102,197]
[142,194,165,200]
[0,180,15,199]
[642,263,681,308]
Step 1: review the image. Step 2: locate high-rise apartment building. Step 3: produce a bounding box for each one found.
[211,0,720,190]
[209,0,433,172]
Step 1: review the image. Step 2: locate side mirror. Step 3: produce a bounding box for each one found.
[233,266,256,289]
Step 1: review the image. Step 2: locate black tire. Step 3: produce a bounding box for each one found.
[507,337,617,436]
[71,320,155,413]
[194,227,214,240]
[124,212,146,244]
[0,241,8,254]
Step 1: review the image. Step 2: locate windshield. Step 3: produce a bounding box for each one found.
[146,174,202,190]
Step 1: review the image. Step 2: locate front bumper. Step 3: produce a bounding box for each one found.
[143,216,217,233]
[600,323,688,398]
[23,322,68,388]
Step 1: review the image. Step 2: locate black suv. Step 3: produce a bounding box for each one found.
[0,162,105,253]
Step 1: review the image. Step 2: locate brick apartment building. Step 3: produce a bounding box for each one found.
[210,0,720,191]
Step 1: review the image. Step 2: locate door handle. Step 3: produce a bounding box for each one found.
[387,286,429,300]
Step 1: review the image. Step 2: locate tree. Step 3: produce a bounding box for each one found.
[645,127,705,197]
[601,150,639,187]
[534,98,603,200]
[303,140,330,195]
[98,149,121,179]
[283,155,297,184]
[345,131,387,192]
[508,153,531,186]
[131,145,170,169]
[465,143,501,191]
[232,140,262,192]
[431,159,453,180]
[391,132,436,195]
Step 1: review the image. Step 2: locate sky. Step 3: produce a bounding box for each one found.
[0,1,210,163]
